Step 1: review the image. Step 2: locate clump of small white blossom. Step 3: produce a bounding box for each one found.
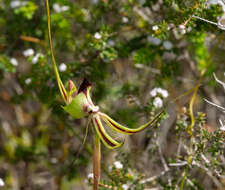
[23,48,34,57]
[152,25,159,31]
[150,87,169,98]
[150,87,169,108]
[94,32,102,39]
[114,161,123,169]
[10,58,18,66]
[53,3,69,13]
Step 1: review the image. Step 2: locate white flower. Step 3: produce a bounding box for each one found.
[10,1,21,8]
[157,88,169,98]
[10,58,18,66]
[163,41,173,50]
[87,173,94,179]
[53,3,69,13]
[59,63,67,72]
[153,97,163,108]
[122,184,129,190]
[25,78,31,85]
[32,53,43,64]
[0,178,5,187]
[61,6,69,12]
[152,25,159,31]
[150,88,169,98]
[23,48,34,57]
[108,165,112,172]
[122,17,129,23]
[114,161,123,169]
[53,3,61,13]
[94,32,101,39]
[150,88,158,97]
[147,36,161,45]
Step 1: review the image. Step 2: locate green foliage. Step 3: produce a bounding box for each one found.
[0,0,225,189]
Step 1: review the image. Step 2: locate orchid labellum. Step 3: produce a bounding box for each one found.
[45,0,163,189]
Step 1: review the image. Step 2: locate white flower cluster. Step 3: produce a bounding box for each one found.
[10,1,27,8]
[94,32,101,39]
[150,87,169,108]
[10,58,18,66]
[23,48,34,57]
[152,25,159,31]
[53,3,69,13]
[150,88,168,98]
[114,161,123,169]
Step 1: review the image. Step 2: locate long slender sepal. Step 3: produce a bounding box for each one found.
[46,0,73,103]
[93,115,123,149]
[99,110,164,134]
[93,132,101,190]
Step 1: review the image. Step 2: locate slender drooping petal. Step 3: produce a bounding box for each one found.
[93,114,123,149]
[99,110,164,134]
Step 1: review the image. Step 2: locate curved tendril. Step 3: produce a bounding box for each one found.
[92,114,123,149]
[99,110,164,135]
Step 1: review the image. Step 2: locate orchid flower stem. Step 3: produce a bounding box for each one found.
[93,131,101,190]
[179,71,204,190]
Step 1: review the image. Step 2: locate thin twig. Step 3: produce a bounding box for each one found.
[204,98,225,112]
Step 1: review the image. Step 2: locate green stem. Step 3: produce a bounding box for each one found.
[179,73,204,190]
[93,131,101,190]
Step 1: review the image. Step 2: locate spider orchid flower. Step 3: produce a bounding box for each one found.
[57,76,163,149]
